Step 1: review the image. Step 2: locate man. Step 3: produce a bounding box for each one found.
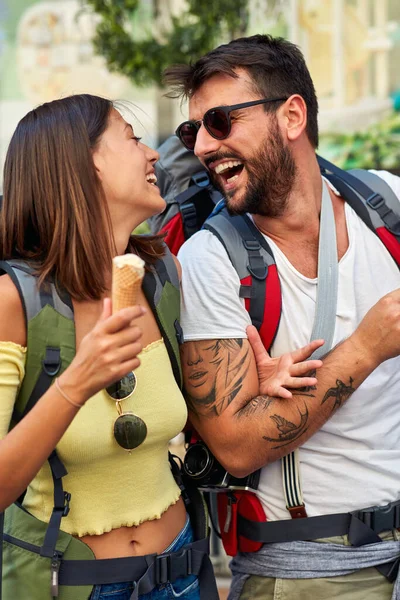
[164,35,400,599]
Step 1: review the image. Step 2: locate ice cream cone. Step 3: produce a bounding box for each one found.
[112,254,145,313]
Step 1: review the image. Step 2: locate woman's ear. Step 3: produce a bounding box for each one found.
[92,149,104,180]
[281,94,307,143]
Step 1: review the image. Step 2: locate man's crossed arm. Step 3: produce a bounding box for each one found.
[181,289,400,477]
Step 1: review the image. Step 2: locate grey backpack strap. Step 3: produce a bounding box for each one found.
[318,155,400,239]
[204,209,281,350]
[348,169,400,236]
[310,179,339,354]
[283,179,339,517]
[0,260,73,324]
[155,244,180,290]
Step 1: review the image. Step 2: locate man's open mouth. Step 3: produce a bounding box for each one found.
[213,160,244,186]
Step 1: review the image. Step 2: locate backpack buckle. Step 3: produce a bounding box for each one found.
[155,548,193,585]
[243,239,261,251]
[42,347,61,377]
[180,202,198,238]
[355,499,400,533]
[366,193,384,210]
[192,171,210,188]
[62,492,71,517]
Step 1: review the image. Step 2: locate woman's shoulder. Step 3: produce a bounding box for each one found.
[0,274,26,346]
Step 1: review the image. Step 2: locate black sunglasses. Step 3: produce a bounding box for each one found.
[176,97,288,151]
[106,372,147,452]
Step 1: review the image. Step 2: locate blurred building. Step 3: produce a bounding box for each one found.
[0,0,400,190]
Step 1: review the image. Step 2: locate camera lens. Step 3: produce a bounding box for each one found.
[184,443,213,479]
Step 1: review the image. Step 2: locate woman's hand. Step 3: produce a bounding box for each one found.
[247,325,324,398]
[59,298,145,404]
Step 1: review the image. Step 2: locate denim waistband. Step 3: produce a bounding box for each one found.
[162,514,191,554]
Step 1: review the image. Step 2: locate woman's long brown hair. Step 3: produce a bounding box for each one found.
[1,94,164,301]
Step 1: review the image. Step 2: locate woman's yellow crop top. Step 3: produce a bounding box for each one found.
[0,339,187,537]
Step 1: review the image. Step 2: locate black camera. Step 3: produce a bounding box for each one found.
[183,441,260,492]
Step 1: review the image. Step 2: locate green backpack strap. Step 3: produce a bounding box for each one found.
[0,260,77,597]
[0,260,75,424]
[142,245,183,389]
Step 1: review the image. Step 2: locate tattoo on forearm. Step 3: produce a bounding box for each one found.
[292,369,317,397]
[236,395,273,418]
[182,339,251,417]
[263,401,309,448]
[321,376,354,412]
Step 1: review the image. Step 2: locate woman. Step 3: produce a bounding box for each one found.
[0,94,322,600]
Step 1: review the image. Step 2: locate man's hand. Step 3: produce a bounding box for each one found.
[247,325,323,398]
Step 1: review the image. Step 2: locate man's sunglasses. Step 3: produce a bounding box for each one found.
[176,97,288,151]
[106,372,147,452]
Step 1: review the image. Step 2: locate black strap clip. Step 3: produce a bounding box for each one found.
[42,347,61,377]
[61,492,71,517]
[355,499,400,534]
[155,548,193,585]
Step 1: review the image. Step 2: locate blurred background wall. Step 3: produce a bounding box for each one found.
[0,0,400,190]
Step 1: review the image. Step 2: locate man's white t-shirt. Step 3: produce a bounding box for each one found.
[178,171,400,521]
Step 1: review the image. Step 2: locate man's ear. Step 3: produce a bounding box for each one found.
[281,94,307,142]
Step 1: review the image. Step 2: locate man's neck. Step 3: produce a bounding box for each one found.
[253,153,323,243]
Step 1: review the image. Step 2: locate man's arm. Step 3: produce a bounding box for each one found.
[181,289,400,477]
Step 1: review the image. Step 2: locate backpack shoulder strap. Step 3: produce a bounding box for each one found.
[175,171,223,240]
[317,155,400,265]
[204,208,281,352]
[0,260,73,325]
[0,260,75,572]
[0,259,74,424]
[142,245,183,389]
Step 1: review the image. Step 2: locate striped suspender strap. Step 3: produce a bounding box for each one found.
[282,179,339,517]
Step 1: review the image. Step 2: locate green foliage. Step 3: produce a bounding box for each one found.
[319,112,400,172]
[83,0,249,87]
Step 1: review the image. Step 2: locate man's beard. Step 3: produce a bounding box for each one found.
[210,118,297,218]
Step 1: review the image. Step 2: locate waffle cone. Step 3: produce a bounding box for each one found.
[112,255,145,313]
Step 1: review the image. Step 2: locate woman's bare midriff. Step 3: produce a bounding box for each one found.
[79,495,187,559]
[73,287,188,559]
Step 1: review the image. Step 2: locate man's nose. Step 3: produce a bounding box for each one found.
[194,124,221,161]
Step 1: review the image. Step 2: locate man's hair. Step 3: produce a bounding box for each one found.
[1,94,164,301]
[164,34,319,148]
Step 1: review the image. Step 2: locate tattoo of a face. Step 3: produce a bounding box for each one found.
[263,402,309,448]
[182,339,251,417]
[321,376,354,412]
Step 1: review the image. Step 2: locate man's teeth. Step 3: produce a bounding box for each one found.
[214,160,242,175]
[227,174,239,184]
[146,174,157,185]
